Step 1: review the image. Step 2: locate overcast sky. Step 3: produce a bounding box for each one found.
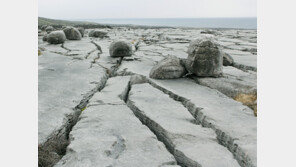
[39,0,257,20]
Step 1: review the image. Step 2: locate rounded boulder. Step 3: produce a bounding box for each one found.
[89,29,108,38]
[186,38,223,77]
[149,55,186,79]
[63,27,82,40]
[47,31,66,44]
[109,41,133,57]
[77,27,85,37]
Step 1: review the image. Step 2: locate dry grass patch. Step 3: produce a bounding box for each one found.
[38,49,42,56]
[234,93,257,117]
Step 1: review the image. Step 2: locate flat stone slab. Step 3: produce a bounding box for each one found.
[149,78,257,167]
[128,83,240,167]
[195,66,257,98]
[38,51,107,144]
[55,76,178,167]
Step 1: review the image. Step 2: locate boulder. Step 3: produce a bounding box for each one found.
[109,41,133,57]
[223,52,234,66]
[77,27,85,37]
[89,29,108,38]
[42,34,47,41]
[45,26,54,33]
[186,38,223,77]
[41,25,47,31]
[63,27,82,40]
[149,55,186,79]
[47,31,66,44]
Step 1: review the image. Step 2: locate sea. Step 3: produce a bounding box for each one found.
[83,18,257,29]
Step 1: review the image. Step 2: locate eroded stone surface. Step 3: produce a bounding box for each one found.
[38,51,107,144]
[55,77,178,167]
[128,83,240,167]
[39,26,257,167]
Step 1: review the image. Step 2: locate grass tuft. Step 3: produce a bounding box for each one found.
[234,93,257,116]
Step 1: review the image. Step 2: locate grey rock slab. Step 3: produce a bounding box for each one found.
[127,83,240,167]
[55,77,178,167]
[194,66,257,98]
[38,51,107,144]
[149,78,257,167]
[63,38,97,52]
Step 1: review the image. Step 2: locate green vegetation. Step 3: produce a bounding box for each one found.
[38,17,97,26]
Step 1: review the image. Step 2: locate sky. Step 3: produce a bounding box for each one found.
[38,0,257,20]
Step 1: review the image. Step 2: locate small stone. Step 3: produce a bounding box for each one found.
[89,29,108,38]
[47,31,66,44]
[149,55,186,79]
[109,41,133,57]
[223,52,234,66]
[63,27,82,40]
[186,38,223,77]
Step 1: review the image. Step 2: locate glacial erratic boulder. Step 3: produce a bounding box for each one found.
[45,26,54,33]
[109,41,133,57]
[223,52,234,66]
[149,55,186,79]
[63,27,82,40]
[89,29,108,38]
[47,31,66,44]
[77,27,85,37]
[186,38,223,77]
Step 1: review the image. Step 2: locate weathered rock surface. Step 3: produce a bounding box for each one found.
[55,77,178,167]
[63,27,82,40]
[149,78,257,167]
[47,31,66,44]
[127,83,240,167]
[109,41,133,57]
[38,51,107,144]
[88,29,108,38]
[149,55,186,79]
[38,27,257,167]
[186,38,223,77]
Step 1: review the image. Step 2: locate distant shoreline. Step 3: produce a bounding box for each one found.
[39,17,257,30]
[78,17,257,30]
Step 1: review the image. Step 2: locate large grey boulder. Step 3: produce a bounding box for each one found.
[109,41,132,57]
[77,27,85,37]
[63,27,82,40]
[223,52,234,66]
[149,55,186,79]
[47,31,66,44]
[88,29,108,38]
[45,26,54,33]
[186,38,223,77]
